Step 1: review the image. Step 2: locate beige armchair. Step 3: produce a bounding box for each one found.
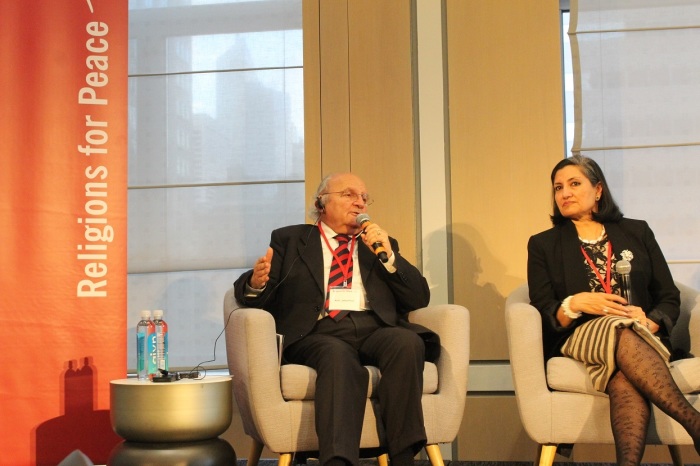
[223,288,470,466]
[505,282,700,466]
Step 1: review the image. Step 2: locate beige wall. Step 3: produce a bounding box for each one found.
[446,1,563,360]
[304,0,421,265]
[446,0,563,460]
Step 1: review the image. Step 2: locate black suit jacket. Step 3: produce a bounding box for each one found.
[234,224,439,361]
[527,217,680,361]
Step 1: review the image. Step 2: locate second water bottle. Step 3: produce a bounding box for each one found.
[153,309,169,375]
[136,310,155,381]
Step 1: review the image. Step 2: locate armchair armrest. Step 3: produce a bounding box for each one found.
[408,304,470,382]
[409,304,469,443]
[505,285,553,442]
[676,281,700,357]
[223,289,292,449]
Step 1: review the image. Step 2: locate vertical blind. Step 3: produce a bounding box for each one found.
[127,0,304,371]
[569,0,700,289]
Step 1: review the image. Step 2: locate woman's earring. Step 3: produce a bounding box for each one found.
[596,196,600,201]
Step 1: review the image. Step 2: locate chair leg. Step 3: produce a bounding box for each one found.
[537,444,557,466]
[668,445,684,466]
[248,439,264,466]
[279,453,294,466]
[425,444,444,466]
[377,453,389,466]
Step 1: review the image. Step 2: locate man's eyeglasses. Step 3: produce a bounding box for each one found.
[321,190,374,206]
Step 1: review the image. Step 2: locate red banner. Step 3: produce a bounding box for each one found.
[0,0,127,464]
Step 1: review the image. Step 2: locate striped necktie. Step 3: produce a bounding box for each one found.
[326,234,352,321]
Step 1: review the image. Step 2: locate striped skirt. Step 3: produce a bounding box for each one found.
[560,315,671,392]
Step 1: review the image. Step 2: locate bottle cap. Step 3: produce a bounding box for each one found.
[153,309,164,319]
[140,310,151,319]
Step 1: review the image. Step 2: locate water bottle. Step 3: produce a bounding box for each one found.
[136,310,155,381]
[153,309,168,374]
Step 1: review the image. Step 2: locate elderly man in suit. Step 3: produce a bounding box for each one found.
[234,173,436,466]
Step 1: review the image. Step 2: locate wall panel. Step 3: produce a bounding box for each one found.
[347,0,418,264]
[446,0,564,361]
[304,0,419,263]
[318,0,351,174]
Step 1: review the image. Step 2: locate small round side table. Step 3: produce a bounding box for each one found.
[110,375,232,443]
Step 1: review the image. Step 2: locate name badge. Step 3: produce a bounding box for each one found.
[328,287,361,311]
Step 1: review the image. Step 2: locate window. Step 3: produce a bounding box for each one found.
[565,0,700,289]
[127,0,304,371]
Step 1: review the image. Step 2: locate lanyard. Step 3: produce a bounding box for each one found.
[318,223,355,286]
[580,240,612,294]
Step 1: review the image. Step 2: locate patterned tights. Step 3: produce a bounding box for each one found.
[606,328,700,465]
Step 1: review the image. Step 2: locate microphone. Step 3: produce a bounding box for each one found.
[356,213,389,263]
[615,259,632,305]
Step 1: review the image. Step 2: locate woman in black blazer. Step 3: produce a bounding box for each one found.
[527,155,700,463]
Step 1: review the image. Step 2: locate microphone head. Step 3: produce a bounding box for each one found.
[356,213,371,226]
[615,260,631,275]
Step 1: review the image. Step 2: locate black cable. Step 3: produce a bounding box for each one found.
[185,307,234,380]
[188,221,318,379]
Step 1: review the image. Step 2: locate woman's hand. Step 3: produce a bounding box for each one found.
[561,293,659,333]
[558,292,628,327]
[625,305,659,333]
[569,292,629,317]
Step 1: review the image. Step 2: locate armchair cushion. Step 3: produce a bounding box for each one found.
[546,357,605,397]
[280,362,439,401]
[547,351,700,397]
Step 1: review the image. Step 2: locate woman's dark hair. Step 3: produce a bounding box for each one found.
[550,155,623,225]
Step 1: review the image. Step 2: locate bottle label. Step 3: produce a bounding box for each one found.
[148,332,158,376]
[137,333,146,373]
[156,328,168,372]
